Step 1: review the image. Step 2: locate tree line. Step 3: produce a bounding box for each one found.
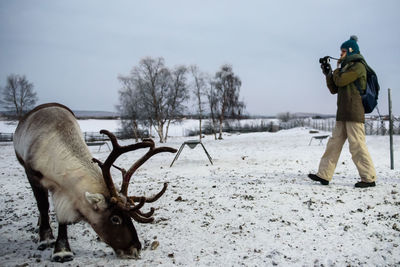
[117,57,245,143]
[0,57,245,143]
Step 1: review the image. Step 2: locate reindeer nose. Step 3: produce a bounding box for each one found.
[130,247,140,259]
[115,246,141,259]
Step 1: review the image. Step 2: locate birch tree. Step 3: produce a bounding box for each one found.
[131,57,170,143]
[118,57,189,143]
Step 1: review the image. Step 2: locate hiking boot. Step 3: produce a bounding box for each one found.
[355,181,376,188]
[308,174,329,185]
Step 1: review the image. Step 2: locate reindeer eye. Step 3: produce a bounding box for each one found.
[110,215,122,225]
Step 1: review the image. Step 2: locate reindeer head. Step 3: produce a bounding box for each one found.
[88,130,176,259]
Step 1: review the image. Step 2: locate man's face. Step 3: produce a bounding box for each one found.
[340,49,347,59]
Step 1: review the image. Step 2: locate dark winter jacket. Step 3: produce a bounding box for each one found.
[326,54,367,123]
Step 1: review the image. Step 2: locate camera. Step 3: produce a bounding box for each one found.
[319,56,330,65]
[319,56,338,75]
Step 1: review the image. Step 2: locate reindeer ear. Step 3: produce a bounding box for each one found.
[85,192,108,211]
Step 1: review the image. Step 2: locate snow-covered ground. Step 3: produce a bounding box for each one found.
[0,127,399,266]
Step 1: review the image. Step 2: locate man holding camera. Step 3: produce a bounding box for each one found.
[308,36,376,188]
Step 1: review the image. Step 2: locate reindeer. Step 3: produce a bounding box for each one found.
[13,103,177,262]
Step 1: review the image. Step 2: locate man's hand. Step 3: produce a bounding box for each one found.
[321,63,331,76]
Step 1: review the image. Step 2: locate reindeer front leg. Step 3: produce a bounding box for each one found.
[52,223,74,262]
[25,169,55,250]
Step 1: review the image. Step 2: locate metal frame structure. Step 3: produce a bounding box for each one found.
[170,140,213,167]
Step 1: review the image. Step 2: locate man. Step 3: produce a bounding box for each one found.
[308,35,376,188]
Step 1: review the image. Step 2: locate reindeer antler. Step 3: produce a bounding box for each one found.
[126,182,168,223]
[92,130,153,200]
[92,130,177,223]
[120,139,177,196]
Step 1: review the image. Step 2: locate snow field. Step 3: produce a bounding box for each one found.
[0,128,399,266]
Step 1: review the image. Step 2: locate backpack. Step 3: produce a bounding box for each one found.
[356,61,380,114]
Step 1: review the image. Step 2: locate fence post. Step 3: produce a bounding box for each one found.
[388,88,394,170]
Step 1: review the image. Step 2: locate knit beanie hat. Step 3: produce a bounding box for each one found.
[340,35,360,56]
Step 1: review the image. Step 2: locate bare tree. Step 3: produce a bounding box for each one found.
[205,78,219,140]
[1,74,38,119]
[213,64,245,139]
[118,57,189,143]
[130,57,170,143]
[190,65,207,140]
[164,65,189,142]
[117,75,146,142]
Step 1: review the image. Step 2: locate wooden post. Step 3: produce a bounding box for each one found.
[388,88,394,170]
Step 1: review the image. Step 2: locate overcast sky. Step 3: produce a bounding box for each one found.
[1,0,399,115]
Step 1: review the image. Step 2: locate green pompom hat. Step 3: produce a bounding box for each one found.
[340,35,360,56]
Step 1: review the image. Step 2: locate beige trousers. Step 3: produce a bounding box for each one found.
[317,121,376,182]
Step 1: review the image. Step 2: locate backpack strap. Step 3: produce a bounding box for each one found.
[353,61,366,95]
[355,79,365,96]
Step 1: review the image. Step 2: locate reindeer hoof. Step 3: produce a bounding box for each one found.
[51,251,74,262]
[38,228,55,250]
[37,239,55,250]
